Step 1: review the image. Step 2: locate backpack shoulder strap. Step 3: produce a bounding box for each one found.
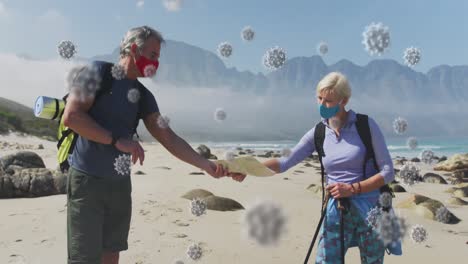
[355,113,379,170]
[356,114,395,197]
[94,61,114,100]
[313,121,327,203]
[314,122,326,158]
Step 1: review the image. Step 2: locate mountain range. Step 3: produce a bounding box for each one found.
[92,39,468,105]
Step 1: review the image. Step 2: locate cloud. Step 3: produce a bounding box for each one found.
[162,0,183,12]
[136,1,144,8]
[37,9,66,22]
[0,54,466,142]
[0,1,9,17]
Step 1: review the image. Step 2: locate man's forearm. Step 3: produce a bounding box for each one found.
[65,111,112,145]
[161,134,209,171]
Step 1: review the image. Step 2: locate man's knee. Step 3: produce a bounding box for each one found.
[101,252,119,264]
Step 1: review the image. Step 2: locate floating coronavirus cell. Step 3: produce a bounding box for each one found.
[362,22,391,56]
[403,47,422,67]
[217,42,233,58]
[241,26,255,42]
[263,46,287,70]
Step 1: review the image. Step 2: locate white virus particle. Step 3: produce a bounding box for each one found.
[143,64,157,77]
[379,192,393,209]
[403,47,422,67]
[214,108,227,122]
[375,211,407,246]
[66,64,102,102]
[157,115,171,129]
[407,137,418,150]
[127,88,141,104]
[113,154,132,176]
[217,42,233,58]
[224,151,236,162]
[398,162,421,186]
[435,206,451,224]
[393,117,408,135]
[186,243,203,260]
[317,41,328,56]
[163,0,183,12]
[366,206,383,230]
[57,40,77,59]
[241,26,255,41]
[190,198,208,217]
[244,200,287,246]
[263,46,287,71]
[362,22,391,56]
[281,148,291,158]
[410,224,428,244]
[111,64,126,80]
[420,149,434,164]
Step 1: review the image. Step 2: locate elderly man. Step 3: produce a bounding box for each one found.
[63,25,228,264]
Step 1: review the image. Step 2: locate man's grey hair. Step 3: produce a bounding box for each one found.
[120,26,165,58]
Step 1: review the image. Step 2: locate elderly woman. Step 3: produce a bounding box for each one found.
[232,72,400,263]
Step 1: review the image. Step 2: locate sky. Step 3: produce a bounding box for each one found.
[0,0,468,74]
[0,0,467,141]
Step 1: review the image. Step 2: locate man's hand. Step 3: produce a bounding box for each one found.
[204,161,228,179]
[230,173,247,182]
[115,138,145,165]
[326,182,354,198]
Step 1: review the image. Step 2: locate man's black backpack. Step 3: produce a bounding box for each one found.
[313,113,393,202]
[57,61,143,173]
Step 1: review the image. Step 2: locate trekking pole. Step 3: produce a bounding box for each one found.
[337,199,346,264]
[303,194,330,264]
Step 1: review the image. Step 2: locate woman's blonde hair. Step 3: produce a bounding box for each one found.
[316,72,351,99]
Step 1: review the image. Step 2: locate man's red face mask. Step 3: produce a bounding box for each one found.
[135,55,159,77]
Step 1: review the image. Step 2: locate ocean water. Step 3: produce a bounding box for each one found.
[198,136,468,159]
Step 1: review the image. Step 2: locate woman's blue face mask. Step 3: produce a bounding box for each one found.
[318,99,343,119]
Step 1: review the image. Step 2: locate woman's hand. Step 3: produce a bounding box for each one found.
[326,182,354,198]
[230,173,247,182]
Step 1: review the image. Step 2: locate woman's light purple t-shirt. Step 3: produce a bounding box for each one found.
[279,110,394,184]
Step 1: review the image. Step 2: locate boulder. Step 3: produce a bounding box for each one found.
[1,151,46,171]
[0,176,14,198]
[454,169,468,178]
[452,187,468,198]
[422,173,448,184]
[389,183,406,192]
[447,197,468,206]
[0,168,66,198]
[411,157,421,162]
[397,194,460,224]
[434,154,468,171]
[203,196,244,211]
[181,189,215,200]
[181,189,243,211]
[196,145,212,159]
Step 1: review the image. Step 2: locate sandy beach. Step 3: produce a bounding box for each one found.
[1,133,467,264]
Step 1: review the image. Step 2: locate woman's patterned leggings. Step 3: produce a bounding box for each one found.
[315,202,385,264]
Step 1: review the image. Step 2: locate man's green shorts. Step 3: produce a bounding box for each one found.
[67,167,132,264]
